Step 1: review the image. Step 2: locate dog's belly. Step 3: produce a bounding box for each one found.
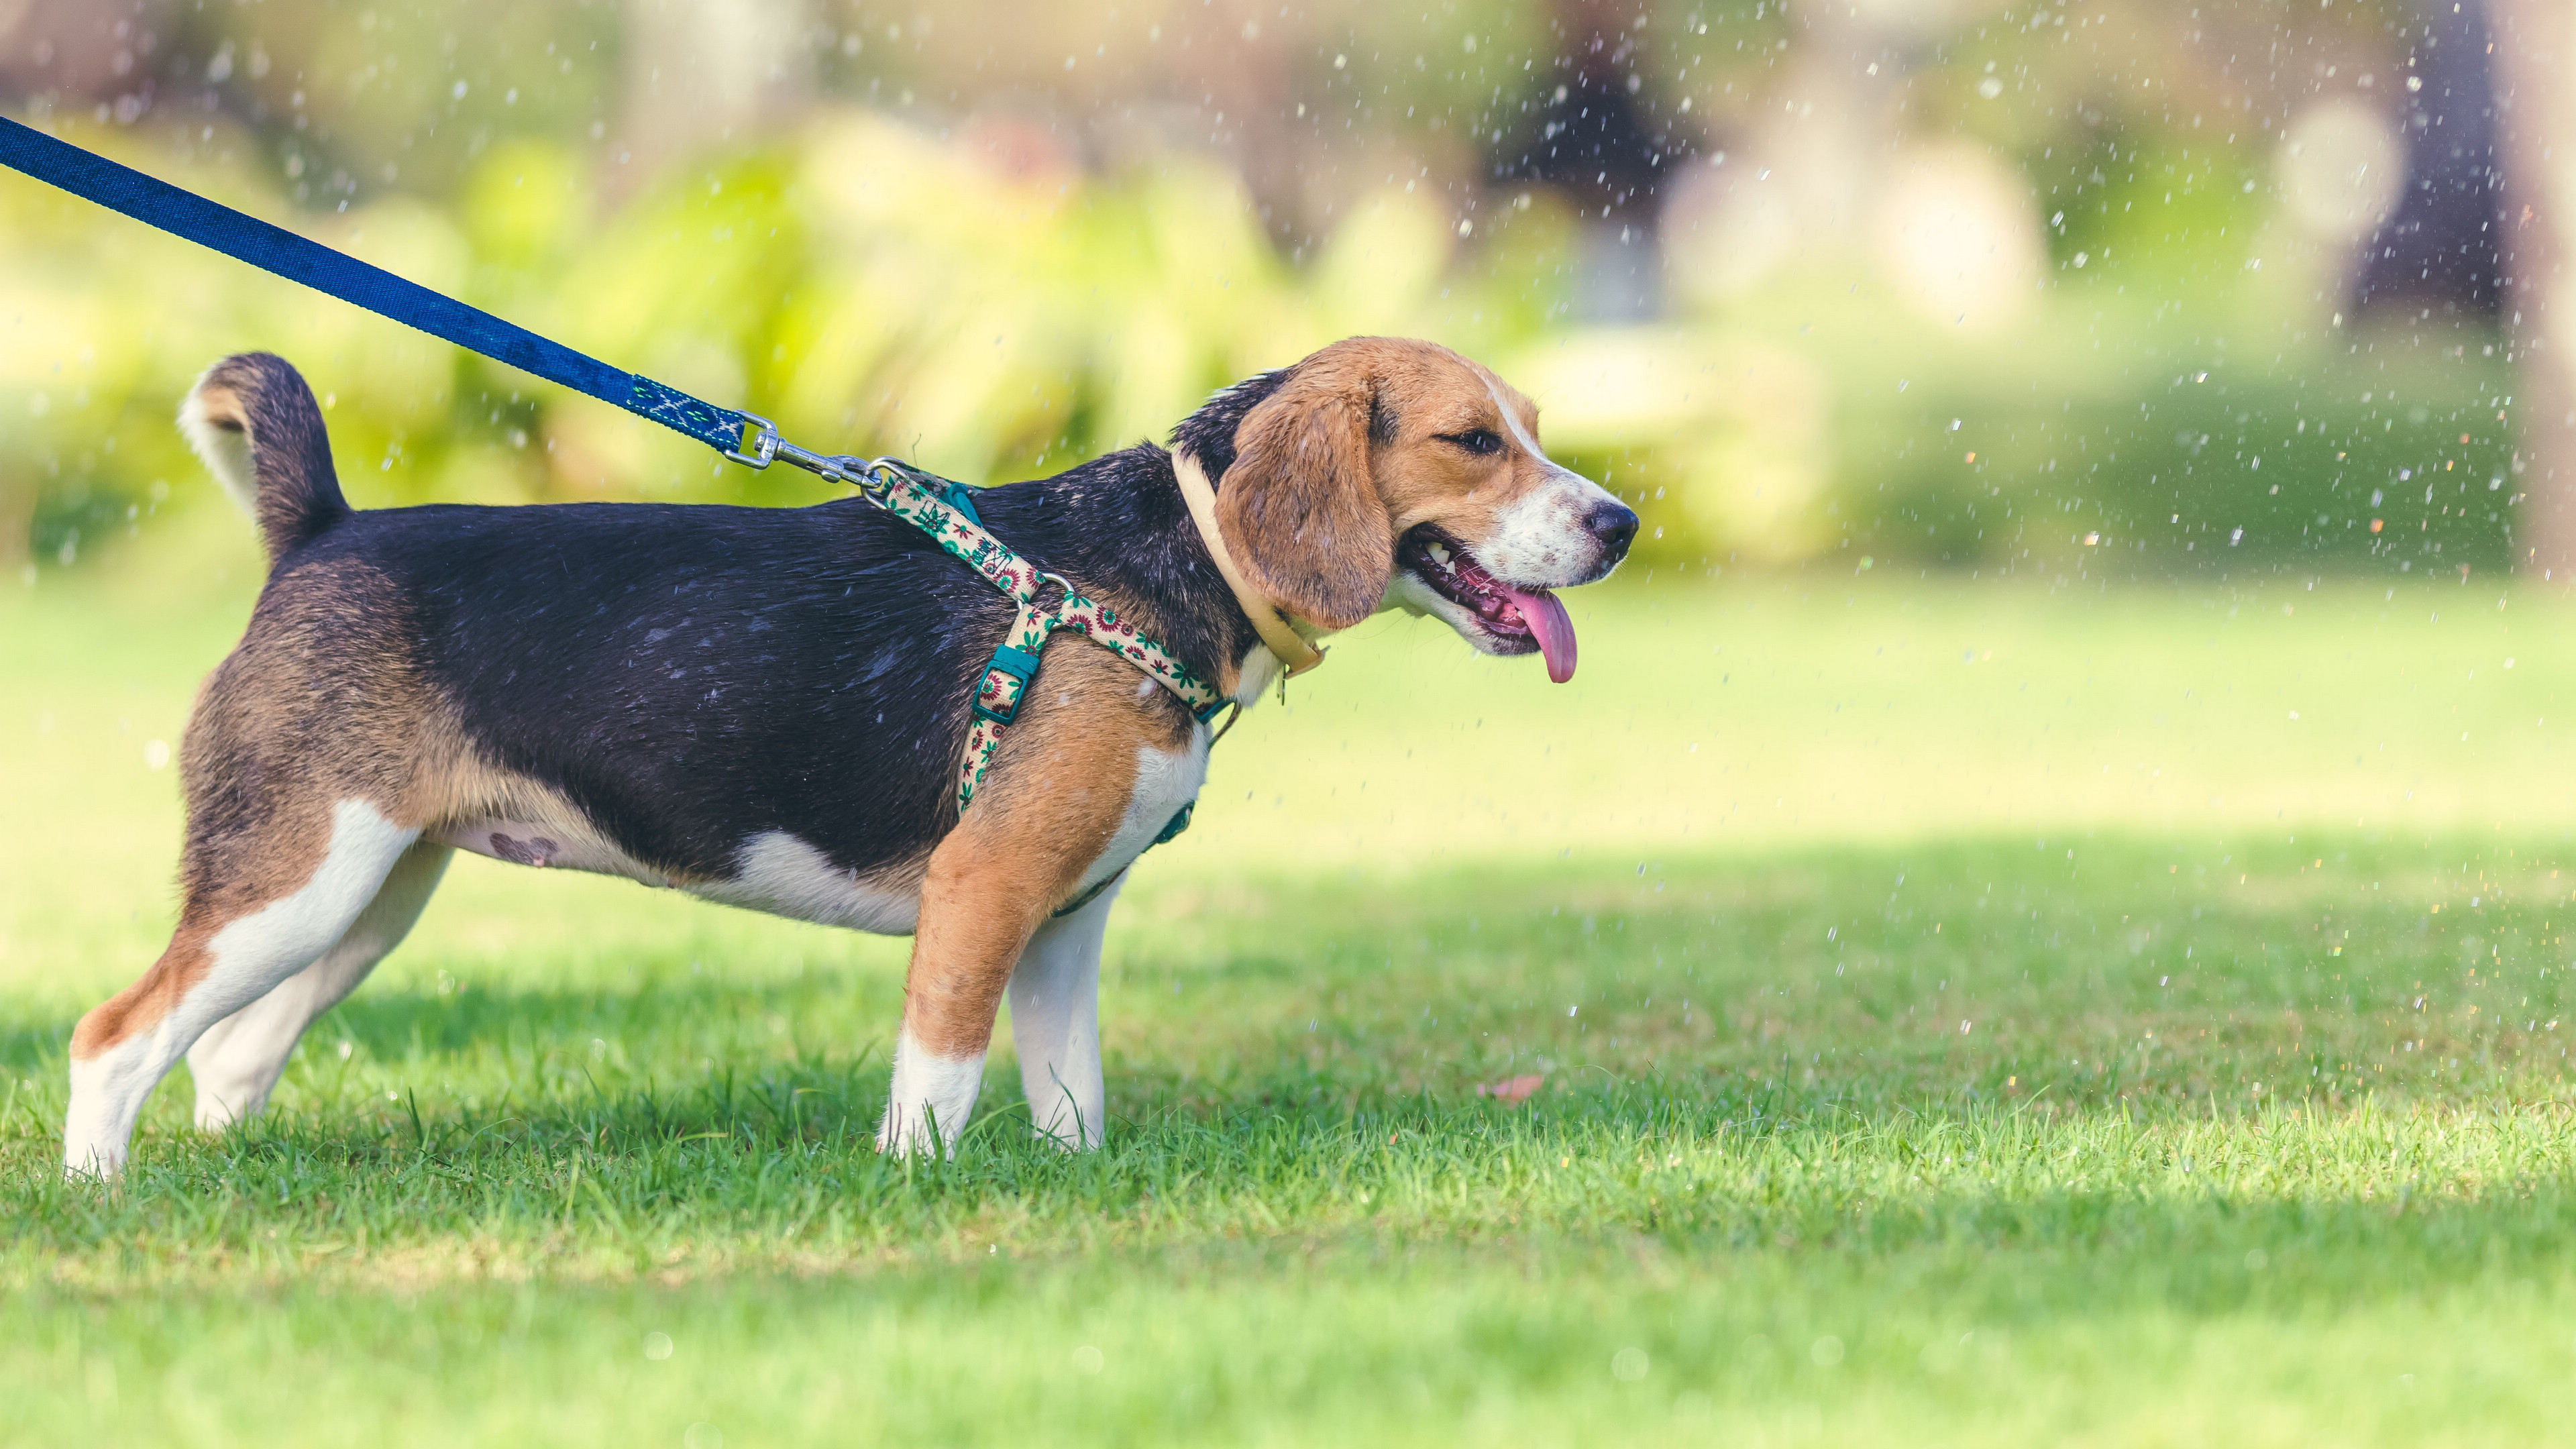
[688,831,922,934]
[435,818,922,933]
[428,739,1203,937]
[431,818,675,888]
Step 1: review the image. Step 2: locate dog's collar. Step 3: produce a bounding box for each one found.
[1172,450,1326,682]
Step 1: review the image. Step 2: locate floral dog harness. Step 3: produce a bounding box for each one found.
[831,458,1232,886]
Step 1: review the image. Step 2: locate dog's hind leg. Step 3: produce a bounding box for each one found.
[185,839,451,1132]
[1006,879,1118,1151]
[64,799,420,1178]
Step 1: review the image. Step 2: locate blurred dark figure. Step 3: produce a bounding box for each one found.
[2354,0,2506,317]
[0,0,176,115]
[0,0,183,571]
[1491,0,1687,322]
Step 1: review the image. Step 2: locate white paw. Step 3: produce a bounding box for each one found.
[193,1092,258,1133]
[879,1030,982,1159]
[875,1105,957,1159]
[62,1142,127,1181]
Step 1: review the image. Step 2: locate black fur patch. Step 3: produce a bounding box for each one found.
[1167,368,1292,487]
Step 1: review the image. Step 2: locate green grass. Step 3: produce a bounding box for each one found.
[11,542,2576,1446]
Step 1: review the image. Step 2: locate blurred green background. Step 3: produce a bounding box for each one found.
[11,9,2575,1444]
[0,0,2526,582]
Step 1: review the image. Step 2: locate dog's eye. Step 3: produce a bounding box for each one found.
[1442,429,1504,457]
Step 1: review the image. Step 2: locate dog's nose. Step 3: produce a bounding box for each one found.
[1586,498,1639,563]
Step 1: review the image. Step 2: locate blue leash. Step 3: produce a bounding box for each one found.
[0,116,757,455]
[0,116,996,515]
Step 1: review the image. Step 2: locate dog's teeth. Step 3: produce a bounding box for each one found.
[1429,543,1452,568]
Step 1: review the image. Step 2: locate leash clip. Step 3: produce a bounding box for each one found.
[816,453,896,498]
[722,411,782,470]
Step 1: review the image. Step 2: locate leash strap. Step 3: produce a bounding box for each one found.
[0,118,1232,882]
[0,117,751,455]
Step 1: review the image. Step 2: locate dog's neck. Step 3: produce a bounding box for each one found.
[1171,450,1326,687]
[972,442,1273,707]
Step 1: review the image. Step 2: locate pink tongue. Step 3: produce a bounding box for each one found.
[1503,586,1577,684]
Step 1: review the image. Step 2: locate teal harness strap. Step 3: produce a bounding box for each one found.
[969,643,1042,727]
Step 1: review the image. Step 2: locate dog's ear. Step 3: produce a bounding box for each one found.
[1214,362,1393,632]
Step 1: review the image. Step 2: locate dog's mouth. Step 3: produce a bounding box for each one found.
[1397,525,1577,683]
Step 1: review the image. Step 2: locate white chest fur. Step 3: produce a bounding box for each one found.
[1065,734,1210,898]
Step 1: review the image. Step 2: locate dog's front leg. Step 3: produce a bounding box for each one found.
[1008,877,1120,1150]
[878,661,1164,1158]
[879,824,1053,1159]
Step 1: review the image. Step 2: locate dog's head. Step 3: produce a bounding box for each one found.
[1183,337,1635,683]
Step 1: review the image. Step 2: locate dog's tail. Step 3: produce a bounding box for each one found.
[177,353,351,566]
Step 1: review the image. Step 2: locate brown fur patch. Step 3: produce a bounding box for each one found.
[899,641,1192,1058]
[70,557,441,1057]
[1218,356,1391,630]
[409,743,647,870]
[68,922,217,1059]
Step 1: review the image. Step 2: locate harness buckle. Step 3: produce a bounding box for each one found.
[722,411,782,470]
[971,643,1044,726]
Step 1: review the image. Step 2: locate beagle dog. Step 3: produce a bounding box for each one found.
[61,336,1636,1174]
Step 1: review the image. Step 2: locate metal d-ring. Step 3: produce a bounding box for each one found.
[722,411,782,470]
[1034,570,1080,611]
